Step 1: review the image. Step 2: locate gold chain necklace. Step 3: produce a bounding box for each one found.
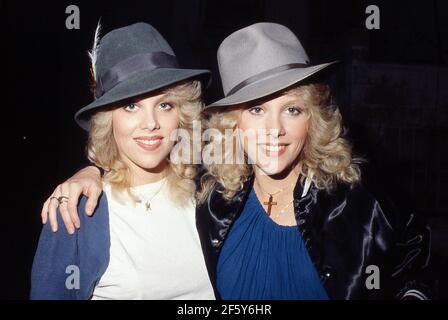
[136,179,166,212]
[271,198,295,219]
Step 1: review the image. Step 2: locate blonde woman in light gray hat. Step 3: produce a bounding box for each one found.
[40,23,433,300]
[196,23,432,300]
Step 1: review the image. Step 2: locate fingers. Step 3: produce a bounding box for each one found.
[67,183,82,228]
[48,185,62,233]
[58,183,76,234]
[41,167,103,233]
[41,198,50,224]
[84,185,102,216]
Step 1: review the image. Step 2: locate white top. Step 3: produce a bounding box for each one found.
[91,179,215,300]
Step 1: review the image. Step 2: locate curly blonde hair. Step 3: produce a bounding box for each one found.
[87,80,203,207]
[198,83,363,204]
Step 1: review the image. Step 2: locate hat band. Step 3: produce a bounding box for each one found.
[95,52,179,99]
[226,63,309,97]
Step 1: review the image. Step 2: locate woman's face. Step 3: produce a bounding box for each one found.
[237,92,309,175]
[112,92,180,174]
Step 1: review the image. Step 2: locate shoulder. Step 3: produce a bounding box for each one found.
[312,182,382,224]
[31,191,110,300]
[339,182,377,206]
[316,181,377,207]
[77,191,109,223]
[323,182,413,234]
[34,191,109,247]
[76,191,111,251]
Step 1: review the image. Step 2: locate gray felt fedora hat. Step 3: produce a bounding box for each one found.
[75,22,211,130]
[205,22,337,109]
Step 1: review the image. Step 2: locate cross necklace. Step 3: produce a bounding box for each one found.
[256,181,295,216]
[264,194,278,216]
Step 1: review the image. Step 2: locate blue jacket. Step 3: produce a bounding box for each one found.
[30,193,110,299]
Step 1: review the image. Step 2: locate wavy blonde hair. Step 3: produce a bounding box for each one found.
[86,80,203,207]
[198,83,363,204]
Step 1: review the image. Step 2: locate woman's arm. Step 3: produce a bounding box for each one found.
[31,209,78,299]
[41,166,102,234]
[32,194,110,300]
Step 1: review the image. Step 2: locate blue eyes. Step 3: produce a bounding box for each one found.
[286,107,302,115]
[124,103,138,112]
[159,102,174,111]
[248,106,302,116]
[248,107,263,114]
[123,102,174,112]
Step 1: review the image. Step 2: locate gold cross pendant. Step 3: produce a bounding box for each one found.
[263,195,277,216]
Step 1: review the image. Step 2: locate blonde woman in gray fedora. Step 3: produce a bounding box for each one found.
[31,22,215,299]
[40,23,432,299]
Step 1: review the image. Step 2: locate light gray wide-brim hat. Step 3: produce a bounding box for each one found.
[75,22,211,130]
[205,22,337,109]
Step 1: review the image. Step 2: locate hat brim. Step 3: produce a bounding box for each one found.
[75,67,210,130]
[205,61,337,110]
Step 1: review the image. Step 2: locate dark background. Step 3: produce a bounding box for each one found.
[2,0,447,299]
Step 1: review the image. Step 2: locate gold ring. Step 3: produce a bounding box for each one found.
[57,196,69,203]
[50,196,69,205]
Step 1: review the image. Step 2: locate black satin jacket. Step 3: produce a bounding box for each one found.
[196,176,433,300]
